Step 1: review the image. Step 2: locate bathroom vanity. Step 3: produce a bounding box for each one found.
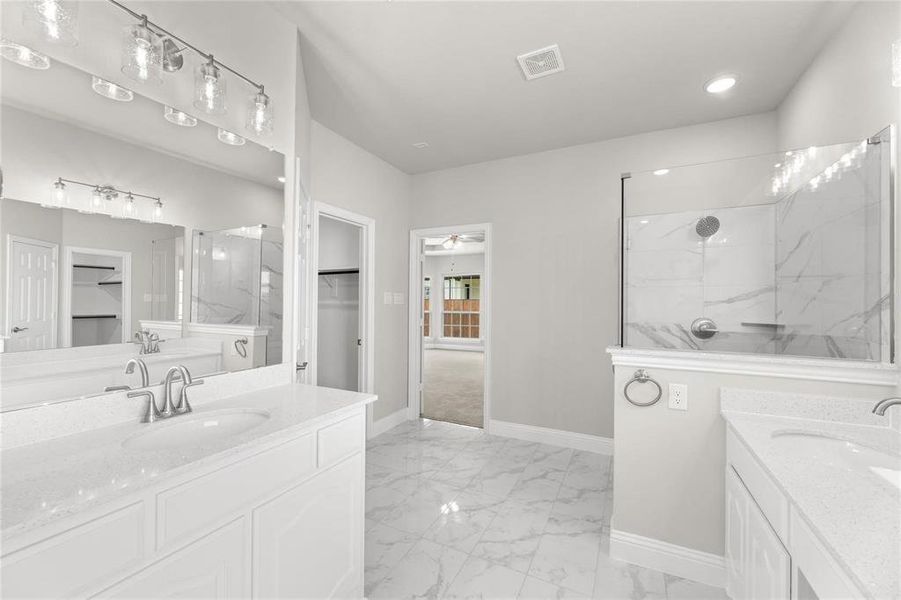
[721,389,900,600]
[1,383,376,599]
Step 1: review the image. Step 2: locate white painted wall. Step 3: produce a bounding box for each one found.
[422,252,485,349]
[319,216,361,271]
[412,112,778,437]
[310,121,413,420]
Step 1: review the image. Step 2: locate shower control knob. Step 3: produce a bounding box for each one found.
[690,318,718,340]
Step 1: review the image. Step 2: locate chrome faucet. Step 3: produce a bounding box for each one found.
[125,358,149,388]
[133,330,161,354]
[128,389,160,423]
[160,365,204,418]
[174,365,204,414]
[872,397,901,416]
[160,366,183,417]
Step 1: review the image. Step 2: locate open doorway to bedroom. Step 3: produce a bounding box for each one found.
[409,225,490,430]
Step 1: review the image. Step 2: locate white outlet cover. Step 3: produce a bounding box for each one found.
[668,383,688,411]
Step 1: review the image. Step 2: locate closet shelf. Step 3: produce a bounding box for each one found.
[72,315,120,320]
[72,264,117,271]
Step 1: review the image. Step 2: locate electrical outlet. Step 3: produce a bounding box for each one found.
[668,383,688,411]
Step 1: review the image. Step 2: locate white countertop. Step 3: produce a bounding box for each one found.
[1,383,376,542]
[722,410,900,599]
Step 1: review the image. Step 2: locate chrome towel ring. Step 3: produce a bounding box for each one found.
[623,369,662,407]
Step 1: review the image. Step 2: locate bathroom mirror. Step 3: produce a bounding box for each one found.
[0,31,286,411]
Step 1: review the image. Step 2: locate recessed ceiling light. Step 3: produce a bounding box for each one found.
[0,39,50,69]
[277,176,286,183]
[704,75,737,94]
[217,128,246,146]
[163,106,197,127]
[91,75,134,102]
[412,142,429,149]
[653,169,670,176]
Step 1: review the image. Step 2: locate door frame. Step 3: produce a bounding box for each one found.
[5,234,60,349]
[61,246,132,347]
[408,223,492,431]
[309,202,376,425]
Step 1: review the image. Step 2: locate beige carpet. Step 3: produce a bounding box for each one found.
[422,349,484,428]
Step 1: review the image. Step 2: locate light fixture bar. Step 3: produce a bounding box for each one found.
[106,0,265,93]
[56,177,160,201]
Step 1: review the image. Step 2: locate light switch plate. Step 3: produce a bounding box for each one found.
[393,292,405,305]
[668,383,688,411]
[383,292,393,305]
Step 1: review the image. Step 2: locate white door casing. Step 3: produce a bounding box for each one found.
[5,235,59,352]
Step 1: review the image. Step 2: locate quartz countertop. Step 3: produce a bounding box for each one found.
[1,383,376,542]
[722,410,900,599]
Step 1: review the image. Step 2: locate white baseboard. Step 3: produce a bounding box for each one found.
[609,527,725,588]
[368,407,409,439]
[424,343,484,352]
[488,419,613,454]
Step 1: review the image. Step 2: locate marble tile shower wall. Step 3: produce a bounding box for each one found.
[774,154,886,361]
[260,235,284,364]
[625,204,777,353]
[192,233,262,325]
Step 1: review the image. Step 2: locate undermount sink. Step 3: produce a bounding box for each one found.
[770,431,901,490]
[123,409,271,451]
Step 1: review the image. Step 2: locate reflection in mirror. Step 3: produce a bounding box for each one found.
[0,36,286,412]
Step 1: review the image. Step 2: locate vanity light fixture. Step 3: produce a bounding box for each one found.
[246,89,273,136]
[893,39,901,88]
[704,75,737,94]
[653,169,669,176]
[163,105,197,127]
[217,128,246,146]
[50,178,68,207]
[24,0,79,46]
[0,39,51,70]
[122,193,136,218]
[152,199,164,222]
[195,56,227,115]
[91,76,134,102]
[121,15,162,84]
[91,186,104,208]
[51,178,160,220]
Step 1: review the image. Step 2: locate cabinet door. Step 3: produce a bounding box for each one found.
[726,467,749,600]
[253,453,364,599]
[748,495,791,600]
[95,519,247,599]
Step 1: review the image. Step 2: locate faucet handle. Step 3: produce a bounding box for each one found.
[176,379,204,414]
[128,390,160,423]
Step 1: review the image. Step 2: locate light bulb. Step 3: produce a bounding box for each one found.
[122,193,135,218]
[92,76,134,102]
[51,179,67,206]
[121,19,162,84]
[24,0,78,46]
[0,39,50,69]
[193,57,226,115]
[152,200,163,222]
[217,128,245,146]
[92,187,103,208]
[705,75,737,94]
[245,90,272,136]
[163,106,197,127]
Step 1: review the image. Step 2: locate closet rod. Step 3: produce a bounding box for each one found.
[318,268,360,276]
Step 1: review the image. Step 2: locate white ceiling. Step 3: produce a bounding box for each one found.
[275,1,853,174]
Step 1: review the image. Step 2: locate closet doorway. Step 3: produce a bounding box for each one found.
[311,204,374,398]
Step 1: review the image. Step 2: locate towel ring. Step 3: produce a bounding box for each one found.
[623,369,662,407]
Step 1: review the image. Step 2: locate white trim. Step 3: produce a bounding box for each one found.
[138,320,182,334]
[5,235,59,349]
[607,346,898,387]
[310,202,376,427]
[609,527,725,588]
[368,407,409,439]
[61,246,132,347]
[409,223,492,431]
[425,343,484,352]
[186,322,268,336]
[489,419,614,455]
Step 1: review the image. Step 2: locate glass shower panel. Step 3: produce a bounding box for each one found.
[622,128,891,362]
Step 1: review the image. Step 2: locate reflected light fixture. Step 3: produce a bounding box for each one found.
[92,76,134,102]
[704,75,737,94]
[277,176,286,183]
[893,39,901,88]
[442,235,462,250]
[653,169,669,176]
[246,88,273,136]
[217,128,245,146]
[91,186,103,208]
[194,56,226,115]
[122,193,136,218]
[163,105,197,127]
[24,0,79,46]
[0,39,50,69]
[121,15,162,84]
[51,178,68,206]
[152,200,164,222]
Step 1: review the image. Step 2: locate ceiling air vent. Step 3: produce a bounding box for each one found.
[517,44,565,80]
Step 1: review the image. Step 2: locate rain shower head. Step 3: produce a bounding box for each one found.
[696,215,720,238]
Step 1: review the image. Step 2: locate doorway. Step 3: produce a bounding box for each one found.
[310,203,374,398]
[61,246,131,348]
[5,235,59,352]
[409,224,491,430]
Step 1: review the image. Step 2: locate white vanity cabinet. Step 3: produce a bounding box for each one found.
[1,407,367,599]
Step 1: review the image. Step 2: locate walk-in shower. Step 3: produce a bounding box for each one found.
[620,127,893,362]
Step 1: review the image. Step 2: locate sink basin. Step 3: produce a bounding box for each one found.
[123,409,271,451]
[771,431,901,490]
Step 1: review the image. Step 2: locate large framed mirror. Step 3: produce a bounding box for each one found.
[0,38,287,412]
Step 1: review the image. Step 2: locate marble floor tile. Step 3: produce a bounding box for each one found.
[423,505,498,554]
[592,551,666,600]
[472,503,550,573]
[444,556,528,600]
[430,454,493,489]
[663,576,729,599]
[546,486,608,534]
[528,531,602,595]
[469,458,527,498]
[369,538,468,600]
[519,576,590,599]
[380,481,460,535]
[365,522,420,596]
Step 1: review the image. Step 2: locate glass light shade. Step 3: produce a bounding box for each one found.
[122,194,136,218]
[893,39,901,88]
[121,22,162,84]
[245,91,272,136]
[91,187,103,209]
[0,39,50,69]
[217,128,245,146]
[24,0,78,46]
[152,200,163,222]
[194,60,226,115]
[51,180,67,206]
[92,76,134,102]
[163,106,197,127]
